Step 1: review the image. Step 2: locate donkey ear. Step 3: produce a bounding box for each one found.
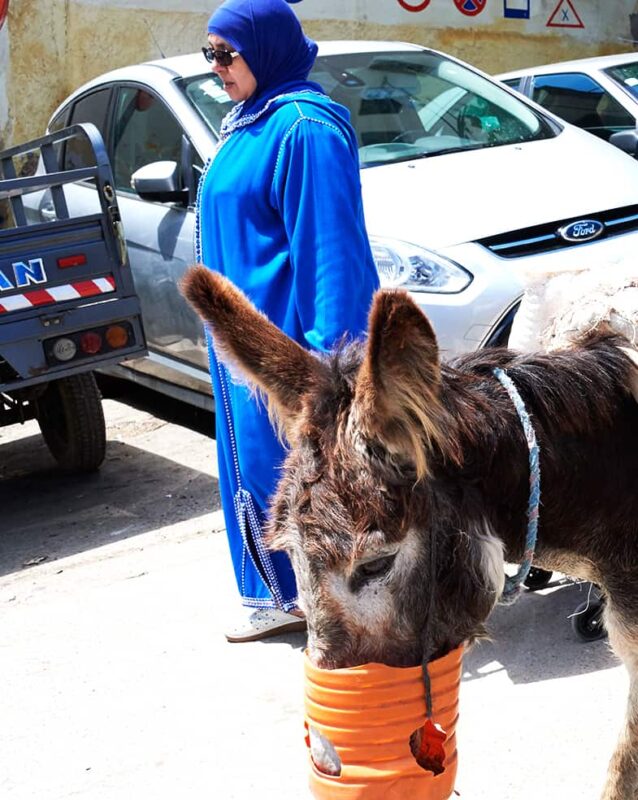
[181,266,326,434]
[353,289,452,479]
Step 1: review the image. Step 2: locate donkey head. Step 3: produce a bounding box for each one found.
[182,267,503,668]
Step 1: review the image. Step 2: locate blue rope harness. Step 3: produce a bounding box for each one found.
[421,367,540,723]
[493,367,541,604]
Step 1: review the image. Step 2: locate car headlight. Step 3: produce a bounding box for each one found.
[369,236,472,294]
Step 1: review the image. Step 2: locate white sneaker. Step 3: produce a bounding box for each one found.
[224,608,307,643]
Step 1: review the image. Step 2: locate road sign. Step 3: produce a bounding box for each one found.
[547,0,584,29]
[0,0,8,31]
[453,0,487,17]
[397,0,431,11]
[504,0,530,19]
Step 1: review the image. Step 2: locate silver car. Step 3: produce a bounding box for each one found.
[29,42,638,411]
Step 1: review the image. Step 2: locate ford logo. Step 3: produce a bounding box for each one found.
[558,219,605,243]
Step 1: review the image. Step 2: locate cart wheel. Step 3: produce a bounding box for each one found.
[524,567,553,591]
[36,372,106,472]
[571,599,608,642]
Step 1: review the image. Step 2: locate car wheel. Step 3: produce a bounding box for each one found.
[571,598,608,642]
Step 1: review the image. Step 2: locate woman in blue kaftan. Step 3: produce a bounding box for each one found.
[197,0,379,641]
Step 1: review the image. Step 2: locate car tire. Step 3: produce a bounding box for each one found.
[571,597,608,643]
[36,373,106,472]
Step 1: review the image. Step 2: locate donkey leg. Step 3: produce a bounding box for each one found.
[600,598,638,800]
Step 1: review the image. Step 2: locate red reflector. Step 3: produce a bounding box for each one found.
[57,254,87,268]
[79,331,102,355]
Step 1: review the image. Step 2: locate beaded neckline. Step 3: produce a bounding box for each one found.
[218,89,326,141]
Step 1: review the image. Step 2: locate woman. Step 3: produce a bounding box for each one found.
[197,0,379,642]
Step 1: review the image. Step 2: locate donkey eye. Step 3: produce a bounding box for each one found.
[357,553,397,580]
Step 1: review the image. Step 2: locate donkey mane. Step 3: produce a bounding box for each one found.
[300,330,632,485]
[447,331,631,439]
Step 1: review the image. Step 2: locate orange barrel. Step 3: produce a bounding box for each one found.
[303,645,463,800]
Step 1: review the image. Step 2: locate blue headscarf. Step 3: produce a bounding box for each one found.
[207,0,324,116]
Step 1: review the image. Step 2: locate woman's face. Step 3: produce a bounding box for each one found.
[208,34,257,103]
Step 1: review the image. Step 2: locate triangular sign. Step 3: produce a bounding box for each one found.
[547,0,584,28]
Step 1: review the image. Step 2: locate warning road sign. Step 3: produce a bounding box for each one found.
[547,0,584,29]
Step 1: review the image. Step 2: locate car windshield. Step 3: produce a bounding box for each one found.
[605,61,638,101]
[179,49,552,167]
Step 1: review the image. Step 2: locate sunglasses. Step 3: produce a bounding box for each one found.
[202,46,240,67]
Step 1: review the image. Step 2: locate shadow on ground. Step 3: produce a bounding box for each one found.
[257,629,308,653]
[97,374,215,439]
[464,576,619,683]
[0,432,220,579]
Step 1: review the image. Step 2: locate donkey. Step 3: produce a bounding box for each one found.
[182,265,638,800]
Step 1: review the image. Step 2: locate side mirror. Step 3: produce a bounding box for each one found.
[608,129,638,159]
[131,161,188,202]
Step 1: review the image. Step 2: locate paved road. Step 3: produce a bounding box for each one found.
[0,386,627,799]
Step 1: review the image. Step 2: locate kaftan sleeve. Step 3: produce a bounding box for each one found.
[272,116,379,352]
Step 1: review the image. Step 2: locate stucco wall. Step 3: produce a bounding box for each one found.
[2,1,208,147]
[2,0,638,148]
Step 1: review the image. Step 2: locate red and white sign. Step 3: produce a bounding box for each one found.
[453,0,487,16]
[397,0,431,11]
[0,276,116,314]
[547,0,584,29]
[0,0,8,31]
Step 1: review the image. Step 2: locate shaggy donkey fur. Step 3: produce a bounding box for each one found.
[182,265,638,800]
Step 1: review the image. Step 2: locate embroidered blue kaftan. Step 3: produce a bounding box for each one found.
[198,0,379,610]
[197,92,378,609]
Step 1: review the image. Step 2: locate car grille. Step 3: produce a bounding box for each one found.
[478,204,638,258]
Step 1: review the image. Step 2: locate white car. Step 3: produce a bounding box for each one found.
[498,52,638,157]
[26,42,638,411]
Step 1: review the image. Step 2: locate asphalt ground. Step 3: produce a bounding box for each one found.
[0,387,627,800]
